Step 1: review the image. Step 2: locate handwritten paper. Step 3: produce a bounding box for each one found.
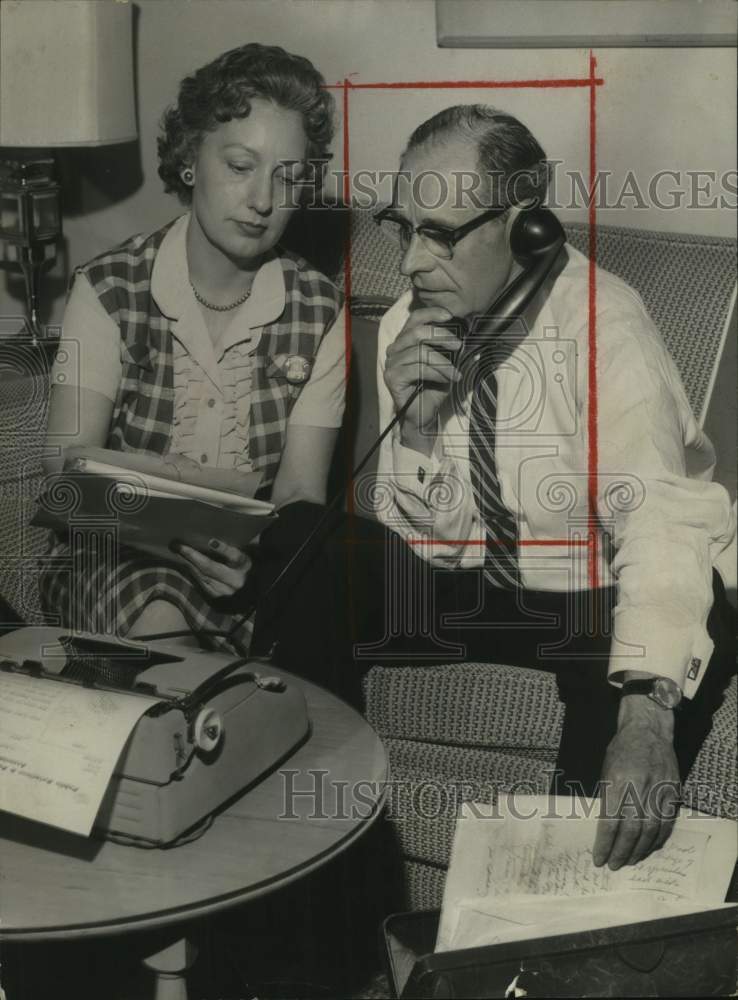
[437,794,737,952]
[0,671,159,836]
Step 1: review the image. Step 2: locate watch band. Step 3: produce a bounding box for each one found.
[621,677,683,710]
[621,679,659,697]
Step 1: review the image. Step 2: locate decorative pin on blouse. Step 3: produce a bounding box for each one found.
[271,354,314,385]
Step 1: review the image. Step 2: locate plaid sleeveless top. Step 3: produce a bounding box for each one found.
[78,220,344,491]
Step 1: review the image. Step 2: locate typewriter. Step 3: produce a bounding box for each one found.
[0,627,309,845]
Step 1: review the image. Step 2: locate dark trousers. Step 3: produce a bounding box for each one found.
[249,502,736,796]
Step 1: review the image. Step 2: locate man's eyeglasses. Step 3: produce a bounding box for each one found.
[374,206,507,261]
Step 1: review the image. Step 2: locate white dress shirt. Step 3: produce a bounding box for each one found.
[375,245,735,695]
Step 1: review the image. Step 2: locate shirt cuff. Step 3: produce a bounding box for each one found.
[387,435,439,525]
[391,434,441,488]
[608,613,714,699]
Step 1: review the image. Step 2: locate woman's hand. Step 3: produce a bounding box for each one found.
[176,538,252,598]
[163,453,264,497]
[161,452,203,480]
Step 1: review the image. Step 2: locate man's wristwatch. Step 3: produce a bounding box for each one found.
[621,677,683,710]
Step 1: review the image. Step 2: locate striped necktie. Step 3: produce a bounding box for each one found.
[468,362,521,589]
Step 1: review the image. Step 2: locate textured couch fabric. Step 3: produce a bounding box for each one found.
[0,365,51,624]
[0,216,735,916]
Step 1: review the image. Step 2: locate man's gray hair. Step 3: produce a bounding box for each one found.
[403,104,550,208]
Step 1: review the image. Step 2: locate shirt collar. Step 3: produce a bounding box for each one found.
[151,213,287,330]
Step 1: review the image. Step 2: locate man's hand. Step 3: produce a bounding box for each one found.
[383,306,461,456]
[593,694,680,870]
[176,539,252,598]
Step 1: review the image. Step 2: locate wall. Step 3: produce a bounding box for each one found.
[1,0,735,328]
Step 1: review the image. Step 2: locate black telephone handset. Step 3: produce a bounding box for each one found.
[481,205,565,330]
[223,209,567,650]
[433,206,566,368]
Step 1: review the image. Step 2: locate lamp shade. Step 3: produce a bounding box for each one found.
[0,0,137,147]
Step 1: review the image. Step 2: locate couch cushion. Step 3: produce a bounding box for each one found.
[383,737,556,869]
[563,225,736,420]
[364,661,564,751]
[402,859,447,911]
[683,674,738,820]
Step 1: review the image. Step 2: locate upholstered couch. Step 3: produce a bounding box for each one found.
[0,211,735,914]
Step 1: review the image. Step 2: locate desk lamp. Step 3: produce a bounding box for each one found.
[0,0,137,346]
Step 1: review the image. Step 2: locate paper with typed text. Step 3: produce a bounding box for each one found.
[0,672,158,836]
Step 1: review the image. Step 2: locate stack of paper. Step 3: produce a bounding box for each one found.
[437,794,737,952]
[74,458,275,514]
[33,449,277,562]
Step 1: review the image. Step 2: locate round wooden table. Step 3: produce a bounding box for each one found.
[0,671,387,998]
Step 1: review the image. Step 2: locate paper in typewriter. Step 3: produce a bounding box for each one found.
[0,671,159,836]
[437,794,737,952]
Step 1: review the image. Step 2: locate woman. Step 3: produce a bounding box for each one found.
[40,44,345,651]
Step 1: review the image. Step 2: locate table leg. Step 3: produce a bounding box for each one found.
[142,937,198,1000]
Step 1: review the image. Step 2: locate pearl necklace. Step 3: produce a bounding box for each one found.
[190,281,252,312]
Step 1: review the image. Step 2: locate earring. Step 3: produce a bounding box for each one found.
[182,168,194,185]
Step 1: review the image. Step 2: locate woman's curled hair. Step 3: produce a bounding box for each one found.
[158,43,335,203]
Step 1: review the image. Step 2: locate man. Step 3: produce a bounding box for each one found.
[252,104,734,871]
[370,105,734,868]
